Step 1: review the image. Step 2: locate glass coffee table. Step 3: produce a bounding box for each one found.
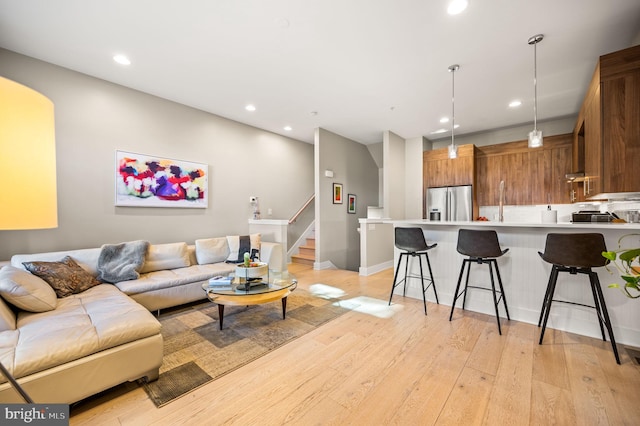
[202,271,297,330]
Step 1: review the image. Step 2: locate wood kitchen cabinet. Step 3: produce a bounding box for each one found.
[572,44,640,197]
[423,144,475,188]
[423,144,476,217]
[475,134,572,206]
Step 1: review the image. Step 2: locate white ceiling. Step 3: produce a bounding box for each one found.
[1,0,639,145]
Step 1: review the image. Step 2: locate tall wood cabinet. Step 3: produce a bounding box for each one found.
[572,44,640,197]
[423,144,476,217]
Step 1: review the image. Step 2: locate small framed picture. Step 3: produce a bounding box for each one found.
[333,183,343,204]
[347,194,356,214]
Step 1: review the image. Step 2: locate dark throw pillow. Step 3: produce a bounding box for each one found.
[23,256,102,298]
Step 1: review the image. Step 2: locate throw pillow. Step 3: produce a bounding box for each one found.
[140,242,191,273]
[226,234,261,263]
[195,237,230,265]
[0,265,57,312]
[23,256,102,298]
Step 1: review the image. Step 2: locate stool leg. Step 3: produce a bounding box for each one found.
[539,267,559,344]
[493,260,510,320]
[588,272,607,341]
[591,272,621,364]
[403,254,411,296]
[461,260,472,310]
[449,260,467,321]
[488,260,503,335]
[389,253,405,306]
[538,267,558,327]
[425,252,439,304]
[418,255,427,315]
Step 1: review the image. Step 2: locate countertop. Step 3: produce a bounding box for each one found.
[383,219,640,230]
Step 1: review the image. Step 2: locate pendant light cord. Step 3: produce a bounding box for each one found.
[533,39,538,132]
[451,66,455,147]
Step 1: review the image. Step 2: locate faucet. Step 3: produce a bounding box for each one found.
[499,180,505,222]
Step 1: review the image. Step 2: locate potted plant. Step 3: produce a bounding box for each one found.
[602,233,640,299]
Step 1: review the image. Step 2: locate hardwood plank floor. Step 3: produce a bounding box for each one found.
[70,264,640,425]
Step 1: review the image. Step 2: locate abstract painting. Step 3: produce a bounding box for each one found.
[115,150,208,208]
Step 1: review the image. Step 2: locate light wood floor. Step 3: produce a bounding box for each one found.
[71,264,640,425]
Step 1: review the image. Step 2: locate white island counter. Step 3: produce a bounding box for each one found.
[384,219,640,347]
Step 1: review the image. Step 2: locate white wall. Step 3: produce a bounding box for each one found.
[405,136,428,218]
[0,49,314,259]
[315,128,378,271]
[383,131,406,219]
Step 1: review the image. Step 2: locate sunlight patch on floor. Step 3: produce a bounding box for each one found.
[309,283,347,299]
[333,296,403,318]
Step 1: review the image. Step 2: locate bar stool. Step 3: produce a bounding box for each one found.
[449,229,510,334]
[538,233,620,364]
[389,227,439,315]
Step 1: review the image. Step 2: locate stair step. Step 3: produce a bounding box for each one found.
[298,246,315,257]
[291,253,314,266]
[305,237,315,248]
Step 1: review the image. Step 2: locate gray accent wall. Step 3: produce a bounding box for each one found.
[0,49,314,259]
[315,128,378,271]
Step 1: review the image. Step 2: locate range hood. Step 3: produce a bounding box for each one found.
[565,172,586,182]
[587,192,640,201]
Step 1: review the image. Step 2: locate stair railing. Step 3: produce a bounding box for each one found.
[289,194,315,224]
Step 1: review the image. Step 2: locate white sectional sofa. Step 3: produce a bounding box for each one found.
[0,236,282,404]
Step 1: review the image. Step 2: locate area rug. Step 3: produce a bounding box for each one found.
[143,288,349,407]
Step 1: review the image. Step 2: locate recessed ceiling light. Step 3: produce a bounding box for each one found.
[245,104,256,112]
[440,117,450,123]
[284,126,292,131]
[447,0,468,15]
[431,128,448,134]
[509,100,522,108]
[113,54,131,66]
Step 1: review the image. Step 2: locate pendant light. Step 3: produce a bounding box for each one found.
[528,34,544,148]
[448,64,460,159]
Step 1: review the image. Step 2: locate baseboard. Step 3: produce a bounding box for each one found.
[359,261,393,276]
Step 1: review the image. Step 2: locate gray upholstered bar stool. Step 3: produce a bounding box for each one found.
[449,229,510,334]
[538,233,620,364]
[389,227,439,315]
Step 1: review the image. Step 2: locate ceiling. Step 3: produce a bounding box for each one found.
[1,0,639,145]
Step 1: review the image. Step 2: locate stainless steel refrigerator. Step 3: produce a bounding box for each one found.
[426,185,473,221]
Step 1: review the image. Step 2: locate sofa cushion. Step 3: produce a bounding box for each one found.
[226,234,260,263]
[0,296,16,332]
[115,263,235,295]
[0,284,161,381]
[140,242,191,273]
[0,266,57,312]
[11,248,102,276]
[22,256,102,298]
[195,237,230,265]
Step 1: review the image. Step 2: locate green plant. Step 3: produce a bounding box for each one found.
[602,233,640,299]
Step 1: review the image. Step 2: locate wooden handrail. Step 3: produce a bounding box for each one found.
[289,194,315,224]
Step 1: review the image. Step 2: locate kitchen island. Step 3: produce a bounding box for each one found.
[385,219,640,347]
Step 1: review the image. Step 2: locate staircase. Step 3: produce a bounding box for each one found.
[291,236,315,266]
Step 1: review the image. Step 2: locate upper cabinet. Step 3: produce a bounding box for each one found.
[423,144,475,188]
[475,135,572,206]
[572,44,640,197]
